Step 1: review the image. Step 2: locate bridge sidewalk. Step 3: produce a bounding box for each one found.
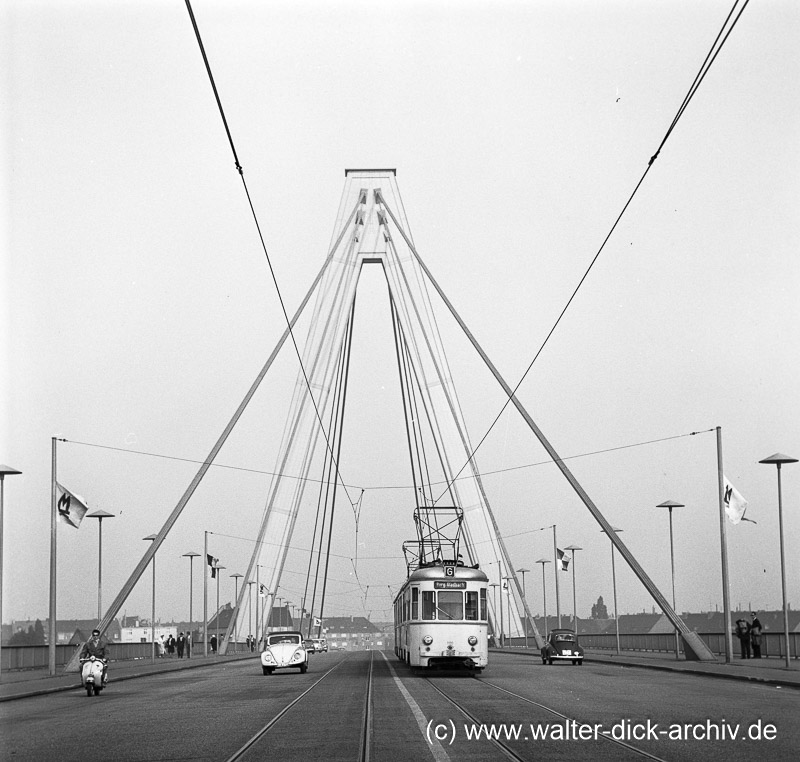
[0,651,259,702]
[492,647,800,690]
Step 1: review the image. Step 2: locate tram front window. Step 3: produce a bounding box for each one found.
[437,591,463,620]
[422,591,436,620]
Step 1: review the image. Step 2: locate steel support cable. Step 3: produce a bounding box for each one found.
[220,207,363,652]
[379,200,710,656]
[184,0,353,506]
[302,325,349,636]
[317,289,359,635]
[401,0,752,502]
[308,321,350,631]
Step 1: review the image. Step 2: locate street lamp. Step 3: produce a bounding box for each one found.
[516,568,530,648]
[535,559,551,639]
[182,551,200,657]
[656,500,685,659]
[565,545,582,633]
[86,510,115,620]
[230,573,243,647]
[143,534,158,662]
[759,452,798,669]
[601,527,623,655]
[0,464,22,680]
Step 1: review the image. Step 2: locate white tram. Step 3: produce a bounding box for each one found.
[394,562,489,671]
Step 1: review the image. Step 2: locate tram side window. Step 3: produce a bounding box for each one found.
[422,591,436,620]
[480,588,487,620]
[412,587,419,619]
[438,591,464,620]
[465,591,478,620]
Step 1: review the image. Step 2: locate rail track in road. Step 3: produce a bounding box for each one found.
[424,674,671,762]
[224,651,375,762]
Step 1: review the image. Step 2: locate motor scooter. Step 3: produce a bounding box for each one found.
[80,656,107,696]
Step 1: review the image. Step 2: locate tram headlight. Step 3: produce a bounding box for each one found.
[467,636,478,646]
[422,635,433,645]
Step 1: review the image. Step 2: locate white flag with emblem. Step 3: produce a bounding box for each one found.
[723,475,753,524]
[56,482,89,528]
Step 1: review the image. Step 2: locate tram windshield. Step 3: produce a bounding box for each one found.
[416,587,487,621]
[436,591,463,620]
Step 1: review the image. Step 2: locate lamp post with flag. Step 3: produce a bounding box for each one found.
[247,581,255,647]
[758,452,798,669]
[182,551,200,657]
[0,464,22,680]
[215,565,226,650]
[502,577,514,645]
[535,559,550,639]
[230,573,243,647]
[565,545,582,633]
[551,525,562,628]
[143,534,158,663]
[87,510,115,620]
[656,500,684,659]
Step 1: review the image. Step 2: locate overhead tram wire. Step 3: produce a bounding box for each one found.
[424,0,750,504]
[183,0,354,506]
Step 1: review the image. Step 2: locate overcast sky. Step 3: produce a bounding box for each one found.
[2,0,798,631]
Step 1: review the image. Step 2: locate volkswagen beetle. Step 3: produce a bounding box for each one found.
[261,631,309,674]
[541,628,584,665]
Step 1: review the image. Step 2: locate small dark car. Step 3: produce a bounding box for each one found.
[541,628,584,665]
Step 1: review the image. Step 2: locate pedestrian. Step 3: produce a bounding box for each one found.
[210,634,217,654]
[167,634,176,656]
[158,635,166,658]
[750,612,763,658]
[176,632,186,658]
[735,617,751,659]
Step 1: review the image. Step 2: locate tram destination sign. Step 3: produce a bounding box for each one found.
[434,581,466,589]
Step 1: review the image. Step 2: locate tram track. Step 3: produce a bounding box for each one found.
[423,675,671,762]
[223,652,375,762]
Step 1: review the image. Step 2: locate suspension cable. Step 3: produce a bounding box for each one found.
[184,0,354,504]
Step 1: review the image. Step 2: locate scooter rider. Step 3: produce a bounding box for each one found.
[80,629,109,684]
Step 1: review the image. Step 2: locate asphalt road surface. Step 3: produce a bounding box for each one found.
[2,651,797,761]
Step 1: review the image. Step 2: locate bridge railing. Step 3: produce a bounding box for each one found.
[1,640,253,672]
[503,631,799,659]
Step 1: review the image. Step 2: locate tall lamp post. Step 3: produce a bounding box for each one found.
[0,464,22,680]
[565,545,582,633]
[502,577,513,646]
[247,580,255,646]
[601,527,624,655]
[143,534,158,662]
[230,573,243,648]
[759,452,797,669]
[215,565,226,650]
[86,510,115,620]
[516,568,530,648]
[536,559,551,639]
[489,583,499,645]
[656,500,685,659]
[182,551,200,657]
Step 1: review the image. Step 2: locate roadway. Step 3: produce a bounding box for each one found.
[1,649,798,761]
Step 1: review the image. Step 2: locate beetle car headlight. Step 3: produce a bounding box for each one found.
[290,650,304,663]
[262,651,276,664]
[422,635,433,645]
[467,636,478,646]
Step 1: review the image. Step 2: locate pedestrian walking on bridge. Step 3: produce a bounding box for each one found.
[735,617,751,659]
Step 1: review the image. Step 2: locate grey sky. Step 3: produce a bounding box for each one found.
[2,0,798,628]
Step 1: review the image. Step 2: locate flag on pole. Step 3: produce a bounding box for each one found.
[207,554,219,578]
[55,482,89,528]
[557,548,571,572]
[723,476,755,524]
[259,584,268,597]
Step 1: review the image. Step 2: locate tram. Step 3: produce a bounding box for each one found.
[394,561,489,671]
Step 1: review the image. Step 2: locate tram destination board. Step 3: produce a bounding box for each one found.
[434,580,466,589]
